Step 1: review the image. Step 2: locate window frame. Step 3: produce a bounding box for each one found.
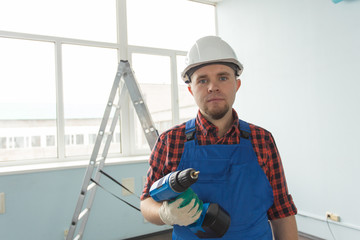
[0,0,217,168]
[127,46,187,155]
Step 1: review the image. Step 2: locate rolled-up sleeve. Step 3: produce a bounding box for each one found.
[140,135,167,200]
[266,132,297,219]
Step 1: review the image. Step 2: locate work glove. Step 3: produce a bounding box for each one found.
[159,188,203,226]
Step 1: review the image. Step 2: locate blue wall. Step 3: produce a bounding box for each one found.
[0,162,170,240]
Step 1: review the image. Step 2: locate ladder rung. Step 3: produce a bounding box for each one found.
[73,234,81,240]
[99,130,112,136]
[87,182,96,191]
[112,103,120,109]
[144,127,156,133]
[89,157,104,166]
[78,208,89,220]
[96,157,105,163]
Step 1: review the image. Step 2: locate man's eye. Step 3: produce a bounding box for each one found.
[220,76,228,81]
[198,79,207,84]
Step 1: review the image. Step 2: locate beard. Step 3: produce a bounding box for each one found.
[204,103,230,120]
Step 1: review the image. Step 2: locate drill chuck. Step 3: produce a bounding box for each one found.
[170,168,199,192]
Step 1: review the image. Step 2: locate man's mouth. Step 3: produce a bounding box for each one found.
[207,97,224,103]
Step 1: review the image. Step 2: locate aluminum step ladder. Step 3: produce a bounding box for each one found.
[66,60,159,240]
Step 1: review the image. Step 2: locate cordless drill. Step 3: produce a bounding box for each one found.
[150,168,231,238]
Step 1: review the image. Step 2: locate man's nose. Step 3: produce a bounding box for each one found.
[208,81,220,93]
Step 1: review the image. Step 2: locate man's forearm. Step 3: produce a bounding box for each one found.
[140,197,165,225]
[271,215,298,240]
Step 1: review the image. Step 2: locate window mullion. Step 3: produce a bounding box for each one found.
[117,0,131,156]
[116,0,128,60]
[171,54,180,125]
[55,41,65,160]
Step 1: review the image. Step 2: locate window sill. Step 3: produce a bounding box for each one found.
[0,155,149,176]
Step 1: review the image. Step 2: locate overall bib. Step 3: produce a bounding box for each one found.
[172,119,274,240]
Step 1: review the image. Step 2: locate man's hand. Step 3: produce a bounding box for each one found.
[159,188,203,226]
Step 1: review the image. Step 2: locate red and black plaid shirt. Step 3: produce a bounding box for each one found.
[141,109,297,220]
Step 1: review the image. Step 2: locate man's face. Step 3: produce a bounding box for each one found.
[188,64,241,121]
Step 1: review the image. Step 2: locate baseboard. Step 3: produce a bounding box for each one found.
[126,229,322,240]
[299,231,325,240]
[124,229,172,240]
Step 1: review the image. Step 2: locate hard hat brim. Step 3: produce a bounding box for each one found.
[181,58,243,83]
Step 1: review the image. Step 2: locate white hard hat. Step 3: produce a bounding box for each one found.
[181,36,243,83]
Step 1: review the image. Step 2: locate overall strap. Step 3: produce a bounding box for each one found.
[186,118,251,141]
[185,118,196,141]
[238,119,251,140]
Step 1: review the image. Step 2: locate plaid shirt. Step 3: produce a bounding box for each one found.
[141,109,297,220]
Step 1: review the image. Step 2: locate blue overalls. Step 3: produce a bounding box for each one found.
[173,118,274,239]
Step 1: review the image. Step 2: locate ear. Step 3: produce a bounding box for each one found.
[236,79,241,92]
[188,85,194,96]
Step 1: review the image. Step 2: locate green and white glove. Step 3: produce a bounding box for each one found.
[159,188,203,226]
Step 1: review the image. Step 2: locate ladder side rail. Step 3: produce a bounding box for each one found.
[66,63,125,240]
[134,106,158,149]
[75,153,107,240]
[75,86,128,240]
[100,86,127,160]
[67,60,160,240]
[77,64,124,199]
[76,61,156,238]
[121,61,159,149]
[86,63,125,170]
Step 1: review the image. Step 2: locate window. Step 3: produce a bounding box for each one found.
[132,54,172,132]
[31,136,41,147]
[88,134,97,145]
[46,135,56,147]
[0,137,6,149]
[177,55,198,122]
[0,0,216,165]
[128,1,215,152]
[76,135,84,145]
[62,44,119,157]
[128,0,215,50]
[0,0,117,42]
[130,53,172,150]
[0,38,57,162]
[14,137,25,148]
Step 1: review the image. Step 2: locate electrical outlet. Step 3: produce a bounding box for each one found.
[121,178,135,196]
[326,212,340,222]
[0,192,5,214]
[142,176,147,187]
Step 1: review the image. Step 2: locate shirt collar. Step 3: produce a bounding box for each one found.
[195,109,240,137]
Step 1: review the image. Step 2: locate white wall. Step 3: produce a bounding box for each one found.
[217,0,360,239]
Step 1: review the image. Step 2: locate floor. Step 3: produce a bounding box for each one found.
[128,229,316,240]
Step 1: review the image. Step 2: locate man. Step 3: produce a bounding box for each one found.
[140,36,298,239]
